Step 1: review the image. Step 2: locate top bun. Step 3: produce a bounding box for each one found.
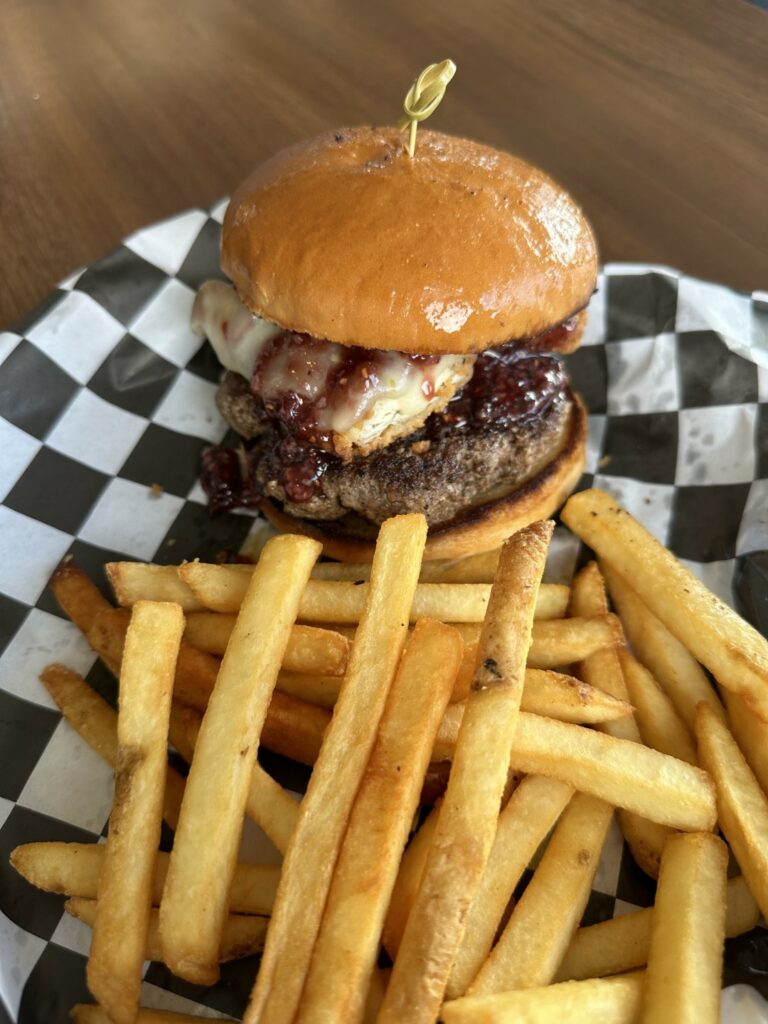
[222,127,598,355]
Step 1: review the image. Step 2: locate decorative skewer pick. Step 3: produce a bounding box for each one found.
[399,59,457,157]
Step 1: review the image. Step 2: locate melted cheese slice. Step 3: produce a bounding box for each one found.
[192,280,474,455]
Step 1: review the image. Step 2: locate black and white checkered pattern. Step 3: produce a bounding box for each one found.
[1,202,767,1022]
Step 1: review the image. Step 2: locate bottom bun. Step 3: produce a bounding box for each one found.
[258,394,587,562]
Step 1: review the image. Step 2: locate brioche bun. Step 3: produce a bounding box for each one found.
[222,127,597,355]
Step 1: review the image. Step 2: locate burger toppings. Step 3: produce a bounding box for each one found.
[192,281,474,458]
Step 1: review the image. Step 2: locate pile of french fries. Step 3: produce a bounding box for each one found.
[10,486,768,1023]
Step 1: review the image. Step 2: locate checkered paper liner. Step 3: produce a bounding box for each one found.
[1,201,767,1024]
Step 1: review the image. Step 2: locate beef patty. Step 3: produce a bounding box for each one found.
[211,368,574,528]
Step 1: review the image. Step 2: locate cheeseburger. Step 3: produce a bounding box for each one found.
[193,127,596,560]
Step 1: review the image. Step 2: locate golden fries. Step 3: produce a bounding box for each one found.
[719,687,768,797]
[160,534,321,985]
[519,669,632,724]
[50,558,112,632]
[379,522,553,1024]
[180,704,300,855]
[310,547,503,584]
[469,793,613,995]
[11,842,279,915]
[71,1007,205,1024]
[600,560,724,729]
[509,713,715,831]
[618,650,697,763]
[696,702,768,917]
[444,972,644,1024]
[39,664,185,831]
[447,776,573,999]
[246,514,428,1024]
[184,612,350,675]
[557,875,758,982]
[382,801,441,958]
[298,620,462,1023]
[176,561,565,620]
[570,561,671,877]
[105,562,201,611]
[562,488,768,720]
[86,602,183,1024]
[642,832,727,1024]
[67,897,267,965]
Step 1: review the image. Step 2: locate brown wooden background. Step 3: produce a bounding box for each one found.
[2,0,767,328]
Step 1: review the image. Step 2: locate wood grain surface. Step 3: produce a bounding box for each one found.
[1,0,766,327]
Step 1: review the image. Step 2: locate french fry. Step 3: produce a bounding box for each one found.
[71,1007,206,1024]
[508,713,714,832]
[696,702,768,918]
[720,687,768,797]
[447,776,573,999]
[167,702,196,763]
[310,547,503,584]
[159,534,321,985]
[562,488,768,720]
[469,793,613,995]
[527,614,624,668]
[276,671,341,709]
[10,842,279,915]
[245,514,428,1024]
[87,602,183,1024]
[105,562,201,612]
[181,705,300,855]
[618,651,697,763]
[378,522,553,1024]
[259,690,330,765]
[558,875,757,982]
[600,560,724,729]
[442,972,645,1024]
[642,832,727,1024]
[298,620,462,1023]
[178,562,565,621]
[382,801,441,959]
[66,897,267,964]
[39,665,185,831]
[184,613,350,675]
[49,558,112,633]
[433,708,715,832]
[570,561,671,878]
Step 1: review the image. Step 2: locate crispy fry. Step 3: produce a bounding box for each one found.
[276,671,341,708]
[87,602,183,1024]
[159,534,321,985]
[181,705,300,855]
[527,614,624,668]
[245,514,428,1024]
[379,522,553,1024]
[66,897,267,964]
[562,488,768,719]
[71,1007,206,1024]
[696,702,768,918]
[106,562,201,612]
[447,776,573,999]
[442,972,645,1024]
[298,621,462,1023]
[10,842,279,915]
[642,832,727,1024]
[178,562,564,621]
[49,559,112,633]
[39,665,185,831]
[720,687,768,797]
[184,613,350,675]
[600,560,724,729]
[619,651,697,763]
[469,793,613,995]
[557,875,758,982]
[570,561,671,878]
[311,547,503,584]
[260,690,330,765]
[382,801,441,959]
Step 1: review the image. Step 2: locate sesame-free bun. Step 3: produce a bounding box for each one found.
[222,127,598,354]
[258,394,587,562]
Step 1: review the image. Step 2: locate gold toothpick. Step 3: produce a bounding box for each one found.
[399,59,457,157]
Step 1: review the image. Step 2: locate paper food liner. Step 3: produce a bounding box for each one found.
[1,201,767,1023]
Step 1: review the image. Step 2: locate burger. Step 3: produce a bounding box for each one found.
[193,127,596,560]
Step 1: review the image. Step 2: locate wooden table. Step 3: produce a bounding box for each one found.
[2,0,766,327]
